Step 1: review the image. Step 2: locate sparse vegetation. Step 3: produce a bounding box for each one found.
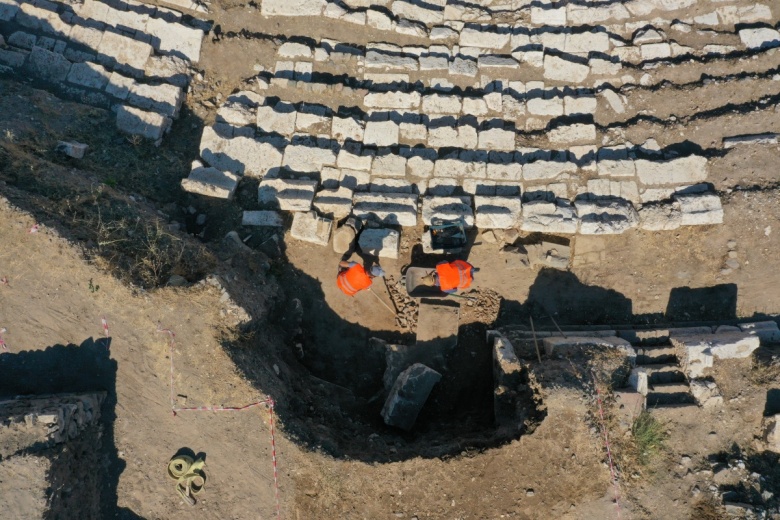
[749,356,780,386]
[631,411,668,466]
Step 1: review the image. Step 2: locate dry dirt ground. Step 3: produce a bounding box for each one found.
[2,0,780,518]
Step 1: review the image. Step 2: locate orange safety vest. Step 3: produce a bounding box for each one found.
[436,260,474,292]
[337,264,372,296]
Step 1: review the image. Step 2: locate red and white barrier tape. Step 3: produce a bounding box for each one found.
[591,371,622,520]
[157,325,281,517]
[101,317,110,349]
[0,327,7,353]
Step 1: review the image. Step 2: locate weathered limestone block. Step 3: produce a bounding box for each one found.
[381,363,442,431]
[261,0,325,16]
[181,161,239,199]
[241,210,285,227]
[689,380,723,408]
[200,127,283,176]
[96,31,152,77]
[474,196,522,229]
[331,116,365,142]
[764,414,780,452]
[422,94,463,114]
[116,105,171,140]
[459,26,509,49]
[391,1,444,25]
[278,42,313,59]
[674,192,723,226]
[422,196,474,227]
[127,82,184,117]
[372,154,407,178]
[723,133,779,148]
[352,192,419,227]
[543,54,589,83]
[575,199,639,235]
[66,61,111,89]
[739,27,780,50]
[258,178,318,211]
[738,321,780,343]
[313,186,354,219]
[520,200,578,234]
[364,120,400,147]
[364,91,421,110]
[672,333,760,378]
[522,160,576,182]
[478,127,516,151]
[358,227,400,259]
[26,46,71,82]
[635,156,707,186]
[144,17,204,63]
[640,42,671,60]
[282,144,337,173]
[638,203,682,231]
[365,50,418,70]
[564,31,611,54]
[290,211,332,245]
[433,157,486,179]
[547,123,597,145]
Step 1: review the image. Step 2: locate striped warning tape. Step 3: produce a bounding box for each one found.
[591,370,622,520]
[157,324,281,517]
[101,317,110,349]
[0,327,7,353]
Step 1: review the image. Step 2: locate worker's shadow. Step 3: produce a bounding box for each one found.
[0,338,141,519]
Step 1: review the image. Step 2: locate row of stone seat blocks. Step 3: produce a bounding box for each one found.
[0,0,204,139]
[266,20,780,90]
[259,0,774,40]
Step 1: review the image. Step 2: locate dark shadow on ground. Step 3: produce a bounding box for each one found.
[0,338,142,519]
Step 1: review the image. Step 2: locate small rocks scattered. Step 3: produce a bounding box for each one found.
[720,239,740,275]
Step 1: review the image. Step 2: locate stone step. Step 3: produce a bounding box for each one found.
[635,345,678,364]
[638,363,687,384]
[646,383,695,407]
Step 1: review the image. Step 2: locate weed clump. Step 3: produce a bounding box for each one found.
[631,411,668,466]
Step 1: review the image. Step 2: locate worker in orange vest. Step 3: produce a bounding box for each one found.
[337,261,385,296]
[422,260,476,293]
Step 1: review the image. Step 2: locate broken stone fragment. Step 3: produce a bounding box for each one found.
[55,141,88,159]
[381,363,442,431]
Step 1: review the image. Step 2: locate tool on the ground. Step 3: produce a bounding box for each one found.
[447,293,477,302]
[529,316,542,363]
[369,287,397,316]
[167,454,206,506]
[381,277,400,314]
[426,218,467,253]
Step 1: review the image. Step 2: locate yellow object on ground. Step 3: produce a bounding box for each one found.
[167,455,206,506]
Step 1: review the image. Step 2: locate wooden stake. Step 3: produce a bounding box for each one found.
[530,316,542,364]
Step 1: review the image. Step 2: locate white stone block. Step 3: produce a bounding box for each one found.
[738,321,780,343]
[638,203,682,231]
[258,178,318,211]
[358,228,400,259]
[575,199,639,235]
[478,127,515,151]
[433,158,487,179]
[261,0,325,16]
[421,196,474,227]
[313,186,354,219]
[116,105,171,141]
[364,91,421,110]
[181,164,239,199]
[290,211,332,246]
[635,156,708,186]
[640,43,671,60]
[257,103,297,136]
[739,27,780,50]
[547,123,597,145]
[474,196,522,229]
[522,161,577,182]
[282,144,337,173]
[543,54,589,83]
[422,94,463,114]
[520,200,578,234]
[364,120,400,147]
[352,192,419,226]
[459,26,510,49]
[242,210,285,227]
[674,192,723,226]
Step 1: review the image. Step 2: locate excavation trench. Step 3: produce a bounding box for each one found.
[229,234,546,463]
